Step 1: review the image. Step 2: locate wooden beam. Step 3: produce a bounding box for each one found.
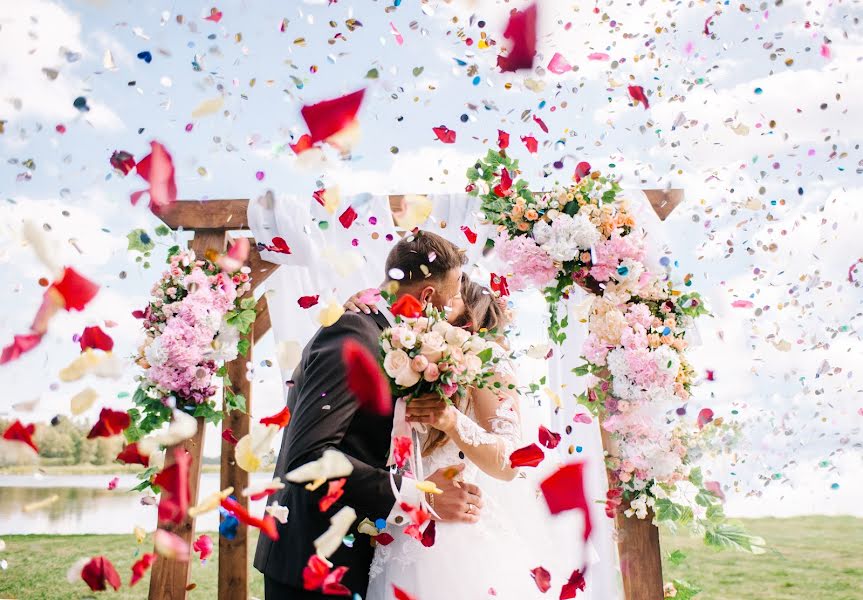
[246,245,279,295]
[253,294,272,340]
[158,199,251,231]
[149,230,227,600]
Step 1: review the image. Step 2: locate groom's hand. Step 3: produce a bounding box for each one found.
[426,463,483,524]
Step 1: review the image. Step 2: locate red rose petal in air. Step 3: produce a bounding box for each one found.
[2,420,38,453]
[204,8,223,23]
[131,141,177,214]
[52,267,100,311]
[221,496,279,541]
[343,339,391,415]
[420,519,436,547]
[392,435,412,469]
[318,478,346,512]
[493,168,513,197]
[301,89,365,144]
[129,553,156,587]
[265,237,292,255]
[533,114,549,133]
[574,161,591,183]
[339,206,358,229]
[374,532,394,546]
[531,566,552,593]
[290,134,314,155]
[560,569,586,599]
[248,484,282,502]
[222,428,239,445]
[193,534,213,561]
[260,406,292,429]
[0,333,44,365]
[313,188,327,206]
[497,3,537,72]
[538,425,561,449]
[497,129,510,150]
[521,135,538,153]
[87,408,130,439]
[116,442,149,467]
[704,15,714,36]
[697,408,714,429]
[540,462,592,540]
[79,325,114,352]
[704,480,726,502]
[153,447,191,525]
[510,443,545,468]
[303,555,350,596]
[432,125,457,143]
[627,85,650,109]
[218,237,250,272]
[110,150,136,175]
[321,567,351,596]
[605,488,623,519]
[461,225,478,244]
[81,556,122,592]
[490,273,510,297]
[298,295,320,309]
[547,52,572,74]
[390,294,423,319]
[572,413,592,425]
[394,585,418,600]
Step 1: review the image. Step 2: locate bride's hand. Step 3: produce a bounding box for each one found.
[344,290,378,315]
[405,395,457,432]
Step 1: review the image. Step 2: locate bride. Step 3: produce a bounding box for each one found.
[346,278,580,600]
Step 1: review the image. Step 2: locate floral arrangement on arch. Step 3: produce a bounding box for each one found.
[126,244,256,441]
[467,149,645,344]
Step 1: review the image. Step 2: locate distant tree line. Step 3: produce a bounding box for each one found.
[0,416,124,466]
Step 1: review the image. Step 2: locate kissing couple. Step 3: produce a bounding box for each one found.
[255,230,557,599]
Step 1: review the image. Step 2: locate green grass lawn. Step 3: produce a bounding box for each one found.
[0,516,860,599]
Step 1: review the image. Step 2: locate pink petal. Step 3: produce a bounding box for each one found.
[547,52,572,74]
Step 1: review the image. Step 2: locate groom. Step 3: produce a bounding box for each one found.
[255,230,485,599]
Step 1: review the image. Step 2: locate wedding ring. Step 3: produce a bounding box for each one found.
[466,503,474,515]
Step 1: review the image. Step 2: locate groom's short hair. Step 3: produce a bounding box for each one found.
[385,230,465,288]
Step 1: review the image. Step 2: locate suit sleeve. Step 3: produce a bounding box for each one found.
[281,314,403,520]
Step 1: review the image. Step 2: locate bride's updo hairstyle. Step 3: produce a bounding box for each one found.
[424,278,510,454]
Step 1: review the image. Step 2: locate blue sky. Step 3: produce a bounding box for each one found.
[1,0,861,516]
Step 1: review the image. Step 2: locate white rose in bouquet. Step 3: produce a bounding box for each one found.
[418,331,447,362]
[400,329,417,349]
[444,326,471,347]
[465,335,488,355]
[464,354,483,378]
[383,349,421,387]
[431,320,450,336]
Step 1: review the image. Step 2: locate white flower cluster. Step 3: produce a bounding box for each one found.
[532,212,602,262]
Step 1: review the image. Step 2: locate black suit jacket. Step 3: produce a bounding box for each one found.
[254,310,398,595]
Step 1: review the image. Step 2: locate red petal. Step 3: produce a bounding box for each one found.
[116,442,149,467]
[249,485,281,502]
[219,237,250,272]
[521,135,538,153]
[538,425,561,449]
[532,114,549,133]
[260,406,292,429]
[497,3,538,72]
[51,267,99,311]
[87,408,130,439]
[192,534,214,561]
[531,566,552,593]
[493,168,513,197]
[560,569,586,599]
[400,501,430,526]
[133,141,177,214]
[420,519,436,547]
[547,52,572,74]
[343,339,391,415]
[110,150,136,175]
[392,435,412,469]
[81,556,122,592]
[338,206,358,229]
[432,126,457,143]
[490,273,510,297]
[394,585,418,600]
[572,413,592,425]
[374,532,395,546]
[129,553,156,586]
[301,89,365,144]
[298,295,320,309]
[222,428,239,445]
[290,134,314,155]
[697,408,714,429]
[221,496,279,541]
[390,294,423,318]
[460,225,478,244]
[497,129,510,150]
[510,443,545,468]
[2,420,38,453]
[79,325,114,352]
[204,9,223,23]
[574,161,591,182]
[318,478,346,512]
[303,554,330,591]
[321,566,352,596]
[266,237,292,255]
[540,462,592,540]
[153,447,191,525]
[627,85,650,109]
[704,15,714,36]
[0,333,44,364]
[313,188,327,206]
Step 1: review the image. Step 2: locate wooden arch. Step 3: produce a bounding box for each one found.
[147,189,682,600]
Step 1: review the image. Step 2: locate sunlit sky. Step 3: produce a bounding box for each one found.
[0,0,861,517]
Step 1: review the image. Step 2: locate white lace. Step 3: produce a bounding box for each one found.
[453,397,521,472]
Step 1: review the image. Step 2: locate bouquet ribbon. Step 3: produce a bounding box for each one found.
[386,397,440,520]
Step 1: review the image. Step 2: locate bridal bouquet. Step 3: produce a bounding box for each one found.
[380,300,499,404]
[126,245,255,438]
[468,149,644,343]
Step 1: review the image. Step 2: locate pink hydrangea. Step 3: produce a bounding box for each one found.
[625,303,653,329]
[589,234,646,282]
[582,333,610,366]
[495,233,557,290]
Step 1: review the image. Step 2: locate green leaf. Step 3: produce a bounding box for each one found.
[572,363,592,377]
[127,229,155,253]
[669,579,702,600]
[476,347,493,364]
[154,224,171,236]
[239,297,257,310]
[227,309,256,334]
[667,549,687,566]
[654,498,694,525]
[237,338,250,357]
[688,466,704,487]
[167,245,181,259]
[704,524,766,554]
[226,392,248,413]
[216,365,228,377]
[365,68,379,79]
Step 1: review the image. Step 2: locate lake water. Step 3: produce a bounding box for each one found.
[0,473,272,535]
